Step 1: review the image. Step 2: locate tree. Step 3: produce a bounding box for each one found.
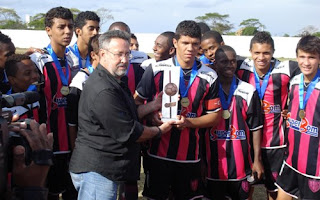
[70,8,81,20]
[0,7,26,29]
[195,12,233,34]
[239,18,265,31]
[241,27,258,36]
[28,13,45,30]
[298,25,319,36]
[95,8,114,27]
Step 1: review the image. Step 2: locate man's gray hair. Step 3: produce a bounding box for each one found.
[99,30,131,50]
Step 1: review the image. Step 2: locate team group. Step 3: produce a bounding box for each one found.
[1,5,320,200]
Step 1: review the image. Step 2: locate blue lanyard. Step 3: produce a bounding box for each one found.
[72,43,94,73]
[175,57,198,97]
[7,85,37,95]
[47,44,69,86]
[299,70,320,110]
[218,76,237,110]
[253,64,272,100]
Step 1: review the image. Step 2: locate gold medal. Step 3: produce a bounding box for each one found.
[181,97,190,107]
[60,86,70,96]
[299,109,305,119]
[222,110,231,119]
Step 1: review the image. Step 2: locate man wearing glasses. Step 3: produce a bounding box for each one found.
[69,30,177,200]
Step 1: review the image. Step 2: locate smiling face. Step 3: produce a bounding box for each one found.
[215,49,237,80]
[153,35,173,61]
[297,49,320,82]
[46,18,74,48]
[201,37,222,63]
[9,59,40,92]
[173,35,200,68]
[250,43,274,74]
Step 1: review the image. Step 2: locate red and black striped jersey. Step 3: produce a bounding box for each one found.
[205,78,263,180]
[136,57,221,163]
[30,52,72,153]
[285,74,320,179]
[237,58,300,148]
[124,63,145,95]
[3,102,40,122]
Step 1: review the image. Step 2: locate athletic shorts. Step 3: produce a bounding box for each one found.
[205,179,251,200]
[142,156,203,200]
[276,163,320,199]
[261,148,285,191]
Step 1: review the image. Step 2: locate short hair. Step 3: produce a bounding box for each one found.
[0,32,12,45]
[201,30,224,44]
[160,31,175,48]
[131,33,137,40]
[108,21,131,34]
[45,6,73,28]
[215,45,236,61]
[5,54,30,77]
[88,34,100,60]
[74,11,100,35]
[197,22,210,35]
[175,20,201,41]
[296,35,320,56]
[99,30,130,50]
[250,31,275,52]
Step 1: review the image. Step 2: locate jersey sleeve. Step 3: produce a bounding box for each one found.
[246,90,263,131]
[205,76,221,113]
[289,60,301,79]
[135,65,156,100]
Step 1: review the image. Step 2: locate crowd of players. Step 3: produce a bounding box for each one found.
[0,5,319,200]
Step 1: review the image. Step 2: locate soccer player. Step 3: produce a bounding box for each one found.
[67,34,100,150]
[68,11,100,77]
[135,20,221,199]
[140,31,175,70]
[204,45,264,199]
[276,35,320,200]
[108,21,147,95]
[0,32,15,94]
[130,33,139,51]
[237,31,300,199]
[30,7,76,200]
[200,30,225,69]
[4,54,40,121]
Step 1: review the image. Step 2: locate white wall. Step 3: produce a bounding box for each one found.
[1,29,301,58]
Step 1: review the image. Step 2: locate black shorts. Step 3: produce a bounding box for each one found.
[47,153,76,195]
[261,148,284,191]
[276,163,320,200]
[205,179,251,200]
[142,156,203,200]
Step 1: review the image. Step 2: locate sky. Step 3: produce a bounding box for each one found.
[0,0,319,36]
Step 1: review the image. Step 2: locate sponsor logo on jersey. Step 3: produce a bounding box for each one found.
[210,125,246,141]
[262,100,281,114]
[178,109,197,118]
[286,112,318,137]
[52,95,67,109]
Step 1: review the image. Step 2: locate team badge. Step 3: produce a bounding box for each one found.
[241,180,249,193]
[308,179,320,193]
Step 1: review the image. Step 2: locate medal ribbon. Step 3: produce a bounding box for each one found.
[299,69,320,110]
[47,44,69,86]
[72,43,94,73]
[253,63,272,100]
[7,85,37,94]
[218,76,237,110]
[175,57,198,98]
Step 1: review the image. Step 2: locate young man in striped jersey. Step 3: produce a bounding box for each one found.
[237,31,300,199]
[135,20,221,199]
[204,45,264,200]
[276,35,320,200]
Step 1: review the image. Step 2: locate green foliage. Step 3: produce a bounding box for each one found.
[240,18,265,30]
[283,33,290,37]
[241,26,258,36]
[28,13,45,30]
[195,12,233,34]
[0,7,26,29]
[0,19,27,29]
[313,32,320,37]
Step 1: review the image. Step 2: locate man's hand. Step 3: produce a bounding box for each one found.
[12,120,53,187]
[251,159,264,180]
[281,109,288,119]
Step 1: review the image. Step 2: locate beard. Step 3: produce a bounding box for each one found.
[114,63,128,78]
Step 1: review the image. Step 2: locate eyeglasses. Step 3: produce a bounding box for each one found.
[105,49,131,60]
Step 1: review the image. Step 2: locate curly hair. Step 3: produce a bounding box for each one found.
[45,6,73,28]
[5,54,30,77]
[175,20,201,41]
